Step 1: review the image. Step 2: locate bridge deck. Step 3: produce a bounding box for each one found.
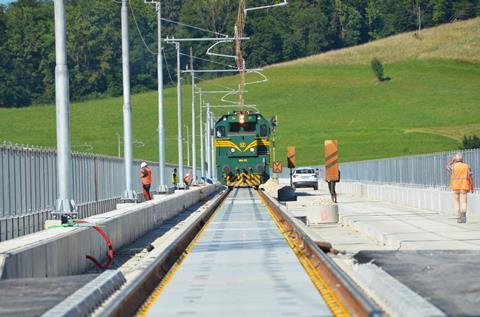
[143,188,332,317]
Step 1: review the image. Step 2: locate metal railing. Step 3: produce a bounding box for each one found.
[0,144,195,219]
[339,148,480,190]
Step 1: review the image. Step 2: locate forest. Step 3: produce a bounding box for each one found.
[0,0,478,107]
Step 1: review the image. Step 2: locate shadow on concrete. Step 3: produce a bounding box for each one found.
[355,250,480,317]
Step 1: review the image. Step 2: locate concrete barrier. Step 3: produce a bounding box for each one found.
[320,182,480,217]
[0,185,220,279]
[307,204,339,225]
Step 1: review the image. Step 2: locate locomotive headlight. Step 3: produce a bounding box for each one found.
[250,148,255,153]
[230,148,235,153]
[239,114,245,124]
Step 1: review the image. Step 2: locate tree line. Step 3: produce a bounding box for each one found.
[0,0,478,108]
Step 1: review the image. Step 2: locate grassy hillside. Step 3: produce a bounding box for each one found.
[0,18,479,166]
[276,17,480,65]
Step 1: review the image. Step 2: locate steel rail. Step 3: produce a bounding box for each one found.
[97,187,230,317]
[257,190,383,317]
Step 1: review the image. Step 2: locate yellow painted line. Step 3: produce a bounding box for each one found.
[216,138,269,153]
[215,140,242,152]
[243,139,271,152]
[243,140,257,152]
[256,192,351,317]
[136,192,229,317]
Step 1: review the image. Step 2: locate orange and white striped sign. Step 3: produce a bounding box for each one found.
[272,161,283,173]
[325,140,339,181]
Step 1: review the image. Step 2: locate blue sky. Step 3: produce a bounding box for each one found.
[0,0,15,4]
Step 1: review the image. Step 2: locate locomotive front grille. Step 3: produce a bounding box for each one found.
[226,173,261,187]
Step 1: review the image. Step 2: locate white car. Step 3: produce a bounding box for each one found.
[292,167,318,190]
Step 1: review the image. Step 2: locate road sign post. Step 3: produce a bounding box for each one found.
[272,160,282,179]
[287,146,295,187]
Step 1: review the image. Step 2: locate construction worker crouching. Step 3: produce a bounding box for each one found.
[446,153,474,223]
[184,170,192,190]
[140,162,152,201]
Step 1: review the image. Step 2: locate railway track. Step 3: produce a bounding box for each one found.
[96,187,381,317]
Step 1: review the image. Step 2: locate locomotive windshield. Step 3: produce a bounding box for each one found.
[229,123,241,133]
[243,123,256,133]
[229,122,256,134]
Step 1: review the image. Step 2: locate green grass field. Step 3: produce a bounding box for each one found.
[1,19,479,166]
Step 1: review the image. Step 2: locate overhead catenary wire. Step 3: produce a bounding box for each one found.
[129,5,234,83]
[163,51,175,85]
[161,17,228,38]
[129,2,229,55]
[179,53,236,69]
[129,1,157,55]
[128,0,273,110]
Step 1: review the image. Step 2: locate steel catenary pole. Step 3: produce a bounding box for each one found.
[190,47,197,183]
[175,42,185,187]
[121,0,135,201]
[199,89,205,181]
[53,0,76,222]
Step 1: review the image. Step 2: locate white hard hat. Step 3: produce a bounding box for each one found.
[454,153,464,162]
[141,162,147,168]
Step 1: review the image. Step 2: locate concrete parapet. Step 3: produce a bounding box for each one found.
[0,185,220,279]
[320,182,480,217]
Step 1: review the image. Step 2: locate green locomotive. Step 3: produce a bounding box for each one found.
[215,111,272,188]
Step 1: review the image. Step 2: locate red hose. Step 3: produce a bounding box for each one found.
[74,219,113,270]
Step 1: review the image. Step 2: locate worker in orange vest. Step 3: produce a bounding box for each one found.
[446,153,474,223]
[140,162,152,201]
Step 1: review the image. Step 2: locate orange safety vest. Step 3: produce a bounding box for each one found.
[141,167,152,185]
[450,162,471,191]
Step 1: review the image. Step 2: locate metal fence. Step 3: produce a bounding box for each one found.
[339,148,480,190]
[0,144,194,220]
[0,197,120,241]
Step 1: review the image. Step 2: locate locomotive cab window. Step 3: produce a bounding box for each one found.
[229,123,241,133]
[229,122,256,133]
[243,122,256,133]
[217,126,226,137]
[260,124,268,137]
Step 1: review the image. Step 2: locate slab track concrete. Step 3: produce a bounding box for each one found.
[144,188,333,317]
